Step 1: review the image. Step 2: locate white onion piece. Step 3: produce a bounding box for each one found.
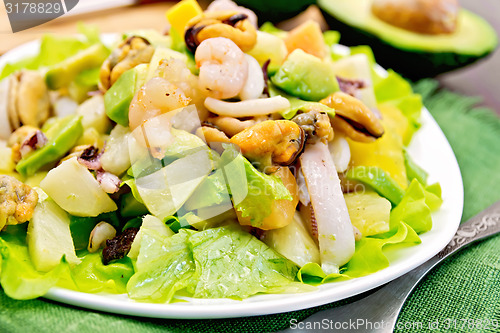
[0,78,12,140]
[300,141,355,274]
[204,96,290,117]
[328,134,351,173]
[239,55,265,101]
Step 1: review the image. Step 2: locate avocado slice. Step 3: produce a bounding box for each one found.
[16,114,84,177]
[318,0,498,78]
[104,63,148,127]
[271,49,339,101]
[45,43,110,90]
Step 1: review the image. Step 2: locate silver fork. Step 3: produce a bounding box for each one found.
[280,200,500,333]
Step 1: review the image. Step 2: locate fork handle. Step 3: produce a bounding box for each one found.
[281,200,500,333]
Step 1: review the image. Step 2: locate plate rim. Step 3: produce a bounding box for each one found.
[0,38,464,319]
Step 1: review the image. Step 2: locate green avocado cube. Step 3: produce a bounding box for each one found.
[271,49,339,101]
[104,64,148,127]
[16,115,84,177]
[45,43,110,90]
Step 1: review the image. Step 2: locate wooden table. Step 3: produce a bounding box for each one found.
[0,1,175,52]
[1,0,499,115]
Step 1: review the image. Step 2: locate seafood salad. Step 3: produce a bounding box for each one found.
[0,0,442,303]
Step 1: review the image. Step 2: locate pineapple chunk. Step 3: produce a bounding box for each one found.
[166,0,203,34]
[344,191,391,237]
[40,157,117,217]
[28,189,81,272]
[378,103,412,146]
[262,212,320,267]
[348,111,407,189]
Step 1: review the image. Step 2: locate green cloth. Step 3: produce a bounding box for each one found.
[1,80,499,332]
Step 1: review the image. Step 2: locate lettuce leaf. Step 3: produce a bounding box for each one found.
[0,226,74,300]
[184,169,230,210]
[127,225,297,302]
[0,25,102,80]
[385,94,423,145]
[0,224,135,299]
[297,221,421,284]
[168,27,198,74]
[374,70,422,143]
[374,70,413,103]
[344,221,421,277]
[127,229,196,303]
[189,225,298,299]
[220,146,292,227]
[259,22,288,38]
[70,252,134,294]
[164,215,191,233]
[390,179,442,234]
[269,84,335,120]
[298,178,441,284]
[323,30,341,47]
[349,45,376,64]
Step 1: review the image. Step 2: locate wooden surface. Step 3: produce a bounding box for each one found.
[0,0,498,114]
[0,1,175,52]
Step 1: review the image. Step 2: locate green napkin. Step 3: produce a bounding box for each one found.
[1,80,499,333]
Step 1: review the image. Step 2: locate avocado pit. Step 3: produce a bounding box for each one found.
[371,0,459,35]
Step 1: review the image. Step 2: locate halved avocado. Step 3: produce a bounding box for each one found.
[318,0,498,78]
[235,0,316,24]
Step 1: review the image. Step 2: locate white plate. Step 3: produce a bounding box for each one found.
[0,39,463,319]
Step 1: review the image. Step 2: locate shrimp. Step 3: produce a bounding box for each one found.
[128,77,191,131]
[195,37,248,100]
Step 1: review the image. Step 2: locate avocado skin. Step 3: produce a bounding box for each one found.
[319,8,494,79]
[235,0,316,24]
